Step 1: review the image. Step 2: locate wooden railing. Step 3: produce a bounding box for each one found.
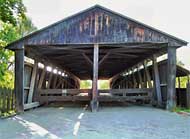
[37,88,153,103]
[0,88,15,117]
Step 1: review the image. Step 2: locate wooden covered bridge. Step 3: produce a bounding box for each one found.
[6,5,188,112]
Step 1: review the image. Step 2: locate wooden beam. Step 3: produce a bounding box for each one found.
[137,65,143,88]
[15,49,24,113]
[27,60,38,103]
[99,52,110,67]
[55,76,62,88]
[112,52,138,58]
[178,77,181,89]
[47,72,53,89]
[186,79,190,108]
[38,89,91,95]
[53,74,58,88]
[29,48,80,83]
[143,68,147,88]
[82,53,93,66]
[24,102,40,110]
[38,67,46,89]
[143,61,153,88]
[91,44,99,112]
[166,46,176,110]
[108,45,167,83]
[153,55,162,107]
[109,43,165,53]
[132,68,137,88]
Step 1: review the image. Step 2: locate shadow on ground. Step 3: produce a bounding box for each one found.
[0,104,189,139]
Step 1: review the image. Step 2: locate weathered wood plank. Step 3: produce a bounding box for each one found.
[38,67,46,89]
[132,68,137,88]
[99,52,110,66]
[82,53,93,66]
[186,81,190,108]
[53,74,58,88]
[98,96,151,102]
[38,89,91,95]
[2,89,6,113]
[91,44,99,111]
[24,102,40,110]
[47,72,53,89]
[137,66,143,88]
[166,46,177,110]
[15,49,24,113]
[56,76,64,89]
[109,88,153,95]
[153,55,162,107]
[144,61,153,88]
[39,96,90,103]
[28,61,38,103]
[38,88,152,95]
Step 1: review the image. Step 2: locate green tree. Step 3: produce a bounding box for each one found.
[0,0,37,88]
[80,80,92,89]
[99,80,109,89]
[18,17,37,37]
[0,0,26,26]
[176,60,188,88]
[0,21,18,88]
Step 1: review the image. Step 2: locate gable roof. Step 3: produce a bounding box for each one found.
[6,5,188,50]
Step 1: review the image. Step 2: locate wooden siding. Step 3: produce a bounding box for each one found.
[7,5,187,49]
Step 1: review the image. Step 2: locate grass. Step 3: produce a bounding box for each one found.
[0,110,16,118]
[173,107,190,113]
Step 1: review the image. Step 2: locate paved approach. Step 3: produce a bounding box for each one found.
[0,105,189,139]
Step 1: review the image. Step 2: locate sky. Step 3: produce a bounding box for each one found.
[23,0,190,69]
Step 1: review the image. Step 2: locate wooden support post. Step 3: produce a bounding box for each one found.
[56,76,62,89]
[27,60,38,103]
[82,53,93,66]
[143,68,147,88]
[153,55,162,107]
[125,77,128,89]
[186,76,190,108]
[47,72,53,89]
[166,46,177,111]
[38,67,46,89]
[128,71,132,88]
[15,49,24,113]
[178,77,181,89]
[53,74,58,88]
[144,61,153,88]
[132,68,137,88]
[91,44,99,112]
[137,66,143,88]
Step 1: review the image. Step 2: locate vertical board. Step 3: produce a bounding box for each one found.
[153,55,162,106]
[166,46,177,110]
[28,61,38,103]
[91,44,99,112]
[15,49,24,113]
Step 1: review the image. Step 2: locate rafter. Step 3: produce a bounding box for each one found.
[99,52,110,67]
[82,53,93,66]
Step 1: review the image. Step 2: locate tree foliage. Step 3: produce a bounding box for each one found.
[98,80,109,89]
[0,0,26,25]
[0,21,18,88]
[176,60,189,88]
[0,0,37,88]
[80,80,92,89]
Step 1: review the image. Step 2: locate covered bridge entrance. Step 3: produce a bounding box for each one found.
[6,5,188,112]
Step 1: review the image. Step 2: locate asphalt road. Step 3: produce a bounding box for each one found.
[0,105,189,139]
